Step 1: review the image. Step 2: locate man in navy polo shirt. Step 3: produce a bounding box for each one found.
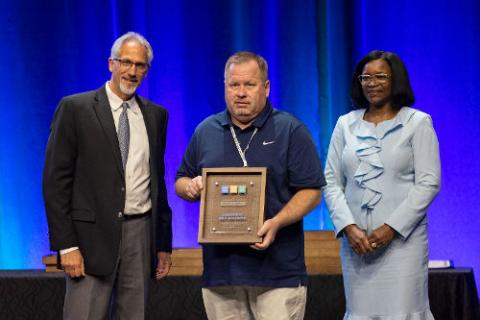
[175,51,325,319]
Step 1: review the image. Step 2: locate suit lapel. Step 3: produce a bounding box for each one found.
[93,86,124,178]
[137,96,157,164]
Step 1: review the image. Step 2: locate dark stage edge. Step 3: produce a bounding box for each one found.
[0,269,478,319]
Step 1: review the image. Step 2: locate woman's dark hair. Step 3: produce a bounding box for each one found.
[351,50,415,109]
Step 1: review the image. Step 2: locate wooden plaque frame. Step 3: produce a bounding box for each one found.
[198,167,267,244]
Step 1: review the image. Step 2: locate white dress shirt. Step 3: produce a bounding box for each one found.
[105,82,151,215]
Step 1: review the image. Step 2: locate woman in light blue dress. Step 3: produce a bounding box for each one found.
[323,50,441,319]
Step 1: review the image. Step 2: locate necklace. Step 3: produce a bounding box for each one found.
[229,126,258,167]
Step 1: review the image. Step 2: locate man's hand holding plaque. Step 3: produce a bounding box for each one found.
[180,176,204,201]
[249,218,280,250]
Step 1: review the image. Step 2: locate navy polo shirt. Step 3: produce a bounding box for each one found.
[176,101,326,287]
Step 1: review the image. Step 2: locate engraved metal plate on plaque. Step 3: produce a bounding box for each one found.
[198,167,267,244]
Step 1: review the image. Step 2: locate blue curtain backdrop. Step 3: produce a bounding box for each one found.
[1,0,479,285]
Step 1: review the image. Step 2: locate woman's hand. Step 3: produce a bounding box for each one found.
[367,224,396,249]
[344,224,374,255]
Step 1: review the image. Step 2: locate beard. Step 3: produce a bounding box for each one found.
[119,81,139,96]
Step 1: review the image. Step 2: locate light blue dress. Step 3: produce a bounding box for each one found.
[323,107,441,319]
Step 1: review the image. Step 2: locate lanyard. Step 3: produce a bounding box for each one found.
[229,125,258,167]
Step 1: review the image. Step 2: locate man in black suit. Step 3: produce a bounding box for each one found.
[43,31,172,319]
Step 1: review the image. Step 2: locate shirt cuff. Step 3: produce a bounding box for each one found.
[59,247,79,255]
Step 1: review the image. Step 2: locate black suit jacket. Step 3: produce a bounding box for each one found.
[43,85,172,276]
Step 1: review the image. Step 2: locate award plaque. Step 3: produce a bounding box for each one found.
[198,167,267,244]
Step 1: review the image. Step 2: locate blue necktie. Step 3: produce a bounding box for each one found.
[118,102,130,170]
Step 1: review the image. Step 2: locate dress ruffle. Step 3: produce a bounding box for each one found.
[353,122,384,209]
[351,108,415,211]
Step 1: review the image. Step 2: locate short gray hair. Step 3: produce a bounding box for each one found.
[224,51,268,82]
[110,31,153,65]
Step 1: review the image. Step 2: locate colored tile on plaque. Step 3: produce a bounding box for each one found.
[238,185,247,194]
[221,185,229,194]
[229,185,238,194]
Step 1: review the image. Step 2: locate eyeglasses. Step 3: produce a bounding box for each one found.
[358,73,391,84]
[113,58,149,72]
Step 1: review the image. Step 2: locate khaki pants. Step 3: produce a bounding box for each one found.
[202,285,307,320]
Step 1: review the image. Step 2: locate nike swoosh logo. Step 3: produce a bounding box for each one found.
[262,140,275,145]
